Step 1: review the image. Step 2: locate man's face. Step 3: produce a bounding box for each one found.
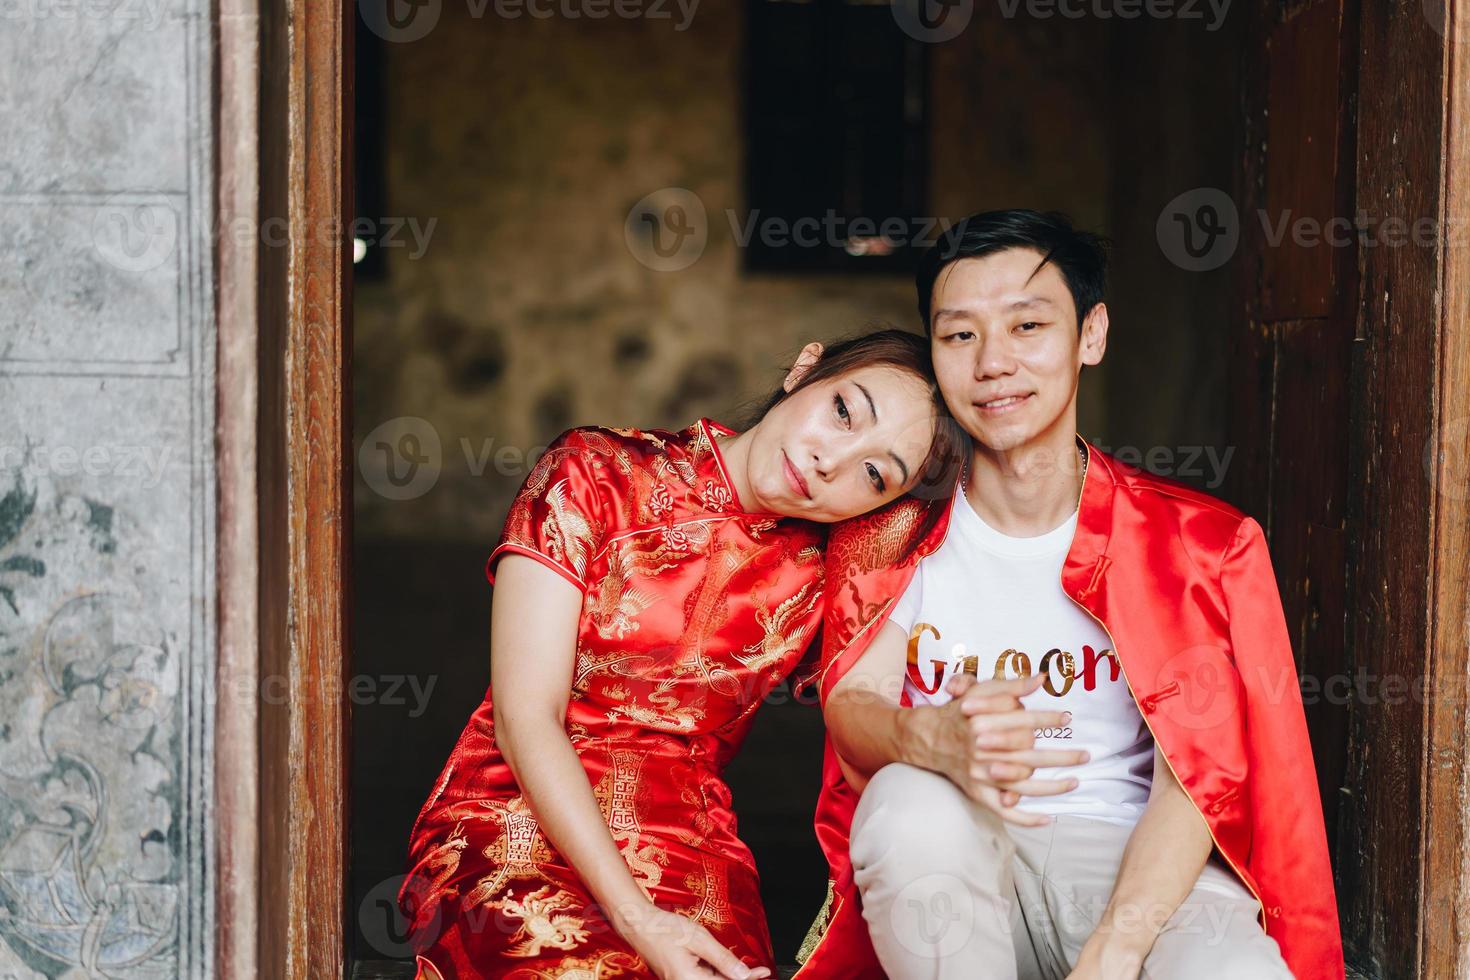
[928,248,1106,453]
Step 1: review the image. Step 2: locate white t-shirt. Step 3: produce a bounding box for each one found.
[888,483,1155,826]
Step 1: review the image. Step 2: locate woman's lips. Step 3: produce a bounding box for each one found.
[783,452,811,499]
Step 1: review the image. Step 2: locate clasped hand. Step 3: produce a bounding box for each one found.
[933,670,1091,827]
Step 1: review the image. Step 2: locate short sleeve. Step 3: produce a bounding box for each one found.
[485,429,610,593]
[885,570,923,635]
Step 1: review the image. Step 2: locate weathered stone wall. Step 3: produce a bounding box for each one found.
[349,3,1118,543]
[0,0,216,973]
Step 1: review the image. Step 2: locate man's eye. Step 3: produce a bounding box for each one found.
[866,462,886,493]
[835,395,851,426]
[947,331,974,342]
[1018,321,1040,331]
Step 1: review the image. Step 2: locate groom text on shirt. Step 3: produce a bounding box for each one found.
[905,621,1121,697]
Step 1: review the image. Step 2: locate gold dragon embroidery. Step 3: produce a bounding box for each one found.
[738,580,822,673]
[500,885,590,957]
[587,541,662,640]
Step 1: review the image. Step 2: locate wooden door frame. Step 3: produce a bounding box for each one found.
[217,0,353,974]
[209,0,1468,976]
[1341,0,1470,975]
[1233,0,1470,974]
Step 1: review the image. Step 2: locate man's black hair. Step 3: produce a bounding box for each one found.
[916,209,1110,332]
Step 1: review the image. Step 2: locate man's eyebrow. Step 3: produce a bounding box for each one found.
[856,382,878,424]
[889,450,911,485]
[1008,297,1055,310]
[932,308,968,321]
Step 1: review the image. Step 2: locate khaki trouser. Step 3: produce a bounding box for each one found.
[849,763,1294,980]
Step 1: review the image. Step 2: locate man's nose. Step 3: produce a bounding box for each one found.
[975,335,1016,377]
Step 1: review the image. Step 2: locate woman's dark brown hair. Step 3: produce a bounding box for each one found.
[741,328,968,560]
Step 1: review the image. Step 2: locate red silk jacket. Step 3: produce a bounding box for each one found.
[789,439,1344,980]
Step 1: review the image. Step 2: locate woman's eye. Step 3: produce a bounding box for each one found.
[1018,321,1040,331]
[835,394,851,427]
[866,462,886,493]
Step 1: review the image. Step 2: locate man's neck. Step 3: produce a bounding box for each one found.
[965,426,1085,538]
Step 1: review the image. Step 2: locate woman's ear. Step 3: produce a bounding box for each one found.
[783,342,825,392]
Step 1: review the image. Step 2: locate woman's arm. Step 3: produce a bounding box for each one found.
[489,554,764,980]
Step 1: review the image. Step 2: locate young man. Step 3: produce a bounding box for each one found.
[789,211,1343,980]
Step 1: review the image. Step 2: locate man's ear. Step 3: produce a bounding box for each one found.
[783,342,825,392]
[1079,303,1109,367]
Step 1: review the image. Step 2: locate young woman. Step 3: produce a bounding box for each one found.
[399,330,963,980]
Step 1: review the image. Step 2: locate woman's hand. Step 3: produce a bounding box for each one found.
[611,901,771,980]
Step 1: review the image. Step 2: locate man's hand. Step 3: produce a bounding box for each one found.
[825,620,1088,825]
[930,671,1090,827]
[1065,742,1214,975]
[1064,939,1145,980]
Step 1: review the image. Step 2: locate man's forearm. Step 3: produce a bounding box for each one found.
[1082,779,1214,966]
[826,693,945,789]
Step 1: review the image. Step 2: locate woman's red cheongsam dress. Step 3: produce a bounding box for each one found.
[400,417,827,979]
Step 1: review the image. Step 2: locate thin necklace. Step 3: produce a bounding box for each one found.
[961,440,1088,501]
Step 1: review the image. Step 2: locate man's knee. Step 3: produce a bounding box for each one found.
[1143,899,1292,980]
[850,763,1009,873]
[1145,943,1291,980]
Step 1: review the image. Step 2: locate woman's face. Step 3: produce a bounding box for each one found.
[742,363,938,523]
